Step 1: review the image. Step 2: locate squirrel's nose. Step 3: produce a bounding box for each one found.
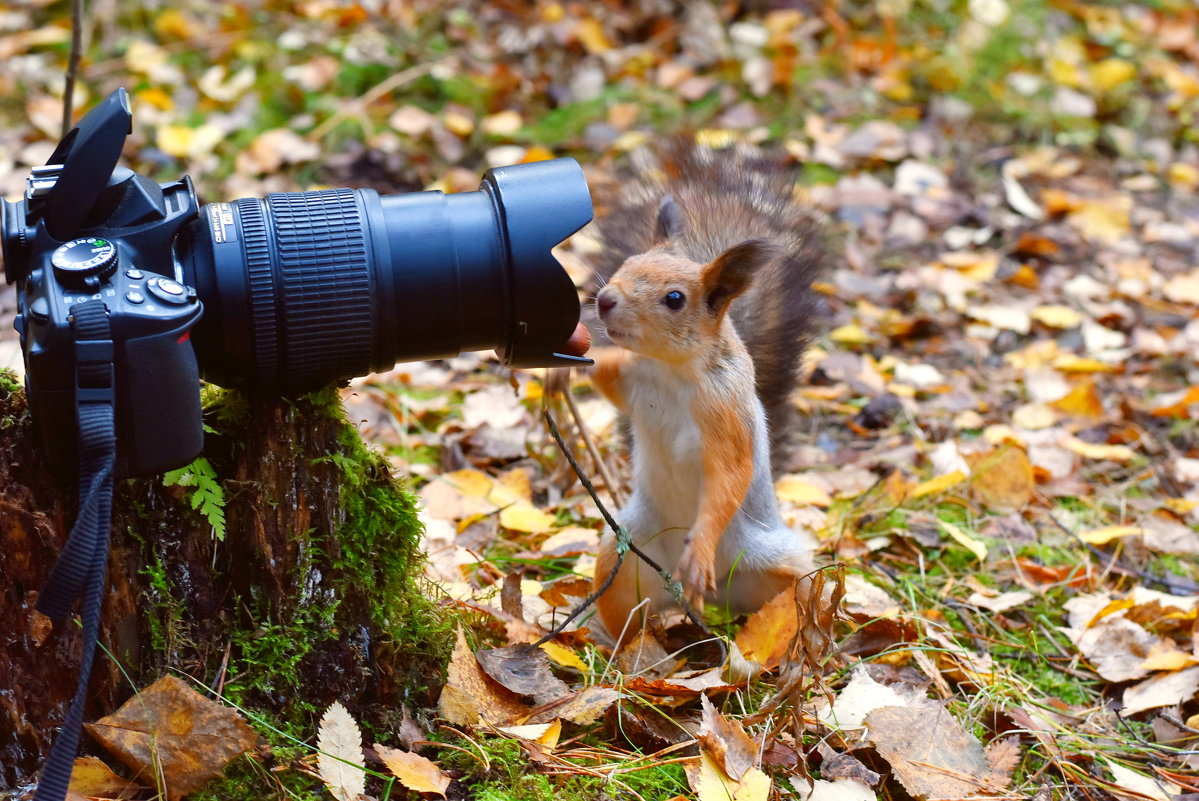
[596,292,617,317]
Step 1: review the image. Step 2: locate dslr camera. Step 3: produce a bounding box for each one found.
[2,88,593,479]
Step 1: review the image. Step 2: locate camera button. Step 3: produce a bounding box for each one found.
[147,277,189,304]
[30,296,51,320]
[125,269,144,280]
[126,290,146,304]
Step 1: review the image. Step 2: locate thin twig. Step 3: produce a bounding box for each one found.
[561,382,625,508]
[61,0,84,136]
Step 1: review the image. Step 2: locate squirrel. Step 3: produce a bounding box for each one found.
[583,143,827,643]
[581,142,827,474]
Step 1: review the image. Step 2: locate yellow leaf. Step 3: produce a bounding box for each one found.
[69,756,141,798]
[1077,525,1142,545]
[1030,304,1083,329]
[830,324,873,345]
[1168,162,1199,192]
[695,128,737,148]
[967,447,1035,511]
[1061,436,1136,462]
[125,39,168,74]
[496,719,562,750]
[490,469,532,506]
[941,520,987,562]
[775,476,832,507]
[499,502,557,534]
[154,8,203,40]
[156,124,224,160]
[688,752,772,801]
[735,584,799,670]
[1050,378,1103,418]
[521,145,555,163]
[1052,354,1114,373]
[445,468,493,498]
[374,744,450,798]
[911,470,967,499]
[539,641,588,672]
[1068,197,1131,244]
[575,17,611,54]
[1090,58,1136,92]
[1139,648,1197,672]
[135,86,174,111]
[443,111,474,137]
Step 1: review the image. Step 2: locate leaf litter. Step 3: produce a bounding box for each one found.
[6,0,1199,798]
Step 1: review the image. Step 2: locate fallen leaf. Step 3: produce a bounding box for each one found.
[776,476,833,507]
[1077,525,1142,545]
[941,520,988,562]
[1061,436,1136,462]
[375,743,450,797]
[68,757,140,799]
[316,701,366,801]
[968,446,1035,511]
[495,719,562,750]
[438,626,531,726]
[697,695,759,782]
[818,667,915,730]
[538,640,589,671]
[552,686,622,725]
[910,470,967,499]
[735,583,798,670]
[84,676,257,801]
[476,643,572,705]
[799,778,876,801]
[499,502,558,534]
[1121,666,1199,715]
[866,703,999,799]
[965,590,1033,613]
[1104,759,1184,801]
[686,751,772,801]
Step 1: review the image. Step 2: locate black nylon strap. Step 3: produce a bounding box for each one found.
[34,300,116,801]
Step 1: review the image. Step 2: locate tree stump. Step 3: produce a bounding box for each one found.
[0,374,440,790]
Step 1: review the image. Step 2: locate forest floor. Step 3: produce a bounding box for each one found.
[2,1,1199,800]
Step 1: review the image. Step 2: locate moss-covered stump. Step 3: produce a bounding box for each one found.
[0,375,442,788]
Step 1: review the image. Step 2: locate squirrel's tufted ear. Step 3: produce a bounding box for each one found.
[701,239,777,317]
[654,194,685,243]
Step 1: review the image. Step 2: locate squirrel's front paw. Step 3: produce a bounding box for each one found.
[675,545,715,609]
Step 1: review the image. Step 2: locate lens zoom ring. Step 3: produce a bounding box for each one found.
[266,189,373,386]
[235,198,279,387]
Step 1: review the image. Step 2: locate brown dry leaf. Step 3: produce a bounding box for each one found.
[697,695,759,782]
[553,686,622,725]
[476,643,572,705]
[375,743,450,798]
[984,737,1020,788]
[968,446,1035,511]
[68,756,141,799]
[865,703,999,799]
[316,701,366,801]
[83,675,257,801]
[1122,666,1199,715]
[626,669,739,697]
[735,583,799,670]
[438,625,532,726]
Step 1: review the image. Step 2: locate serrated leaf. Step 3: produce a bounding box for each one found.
[316,701,366,801]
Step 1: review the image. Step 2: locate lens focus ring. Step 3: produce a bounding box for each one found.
[238,189,374,388]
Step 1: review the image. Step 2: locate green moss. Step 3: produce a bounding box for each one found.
[436,736,690,801]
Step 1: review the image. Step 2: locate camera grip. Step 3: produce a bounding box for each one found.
[118,323,203,476]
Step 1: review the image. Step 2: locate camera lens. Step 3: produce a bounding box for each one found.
[175,158,593,390]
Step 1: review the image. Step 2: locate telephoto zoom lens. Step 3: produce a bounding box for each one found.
[176,158,593,390]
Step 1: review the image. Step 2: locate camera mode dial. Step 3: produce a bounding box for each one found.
[51,237,118,289]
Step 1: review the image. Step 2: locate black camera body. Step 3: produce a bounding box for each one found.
[3,88,594,480]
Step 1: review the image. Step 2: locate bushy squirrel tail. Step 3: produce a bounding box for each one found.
[587,140,829,471]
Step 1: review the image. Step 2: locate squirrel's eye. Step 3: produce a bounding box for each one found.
[662,290,686,310]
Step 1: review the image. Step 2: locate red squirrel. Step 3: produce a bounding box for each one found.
[586,146,826,642]
[583,143,827,473]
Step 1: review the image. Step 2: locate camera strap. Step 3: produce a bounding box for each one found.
[33,299,117,801]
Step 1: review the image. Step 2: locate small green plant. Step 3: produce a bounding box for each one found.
[163,456,228,541]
